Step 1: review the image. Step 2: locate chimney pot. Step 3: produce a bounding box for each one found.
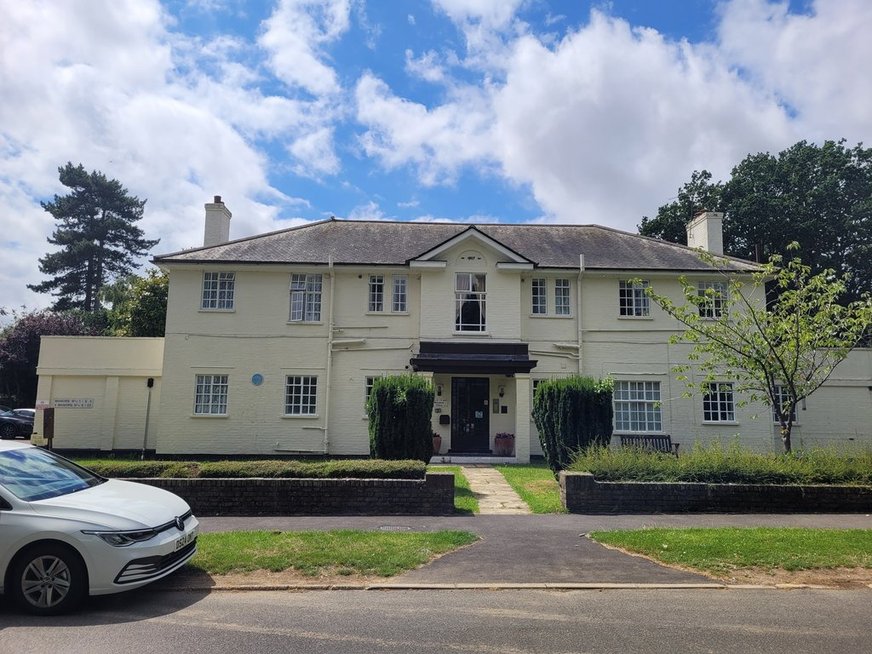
[214,195,222,204]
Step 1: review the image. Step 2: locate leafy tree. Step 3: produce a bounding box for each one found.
[0,309,99,406]
[532,376,613,476]
[639,140,872,303]
[643,249,872,453]
[107,269,169,337]
[28,163,159,311]
[367,375,434,463]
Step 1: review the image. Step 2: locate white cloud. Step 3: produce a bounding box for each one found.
[717,0,872,144]
[258,0,350,96]
[346,200,388,221]
[0,0,336,309]
[355,73,496,185]
[404,49,447,83]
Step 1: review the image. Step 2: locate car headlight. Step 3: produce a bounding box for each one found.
[81,528,158,547]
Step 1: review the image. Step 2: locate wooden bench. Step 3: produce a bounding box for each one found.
[618,434,680,456]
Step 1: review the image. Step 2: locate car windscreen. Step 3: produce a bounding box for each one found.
[0,448,105,502]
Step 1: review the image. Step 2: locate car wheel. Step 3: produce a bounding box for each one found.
[9,543,87,615]
[0,423,14,439]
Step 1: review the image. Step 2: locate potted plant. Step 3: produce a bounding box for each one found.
[432,431,443,455]
[494,432,515,456]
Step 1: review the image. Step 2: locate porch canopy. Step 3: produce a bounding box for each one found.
[410,341,537,375]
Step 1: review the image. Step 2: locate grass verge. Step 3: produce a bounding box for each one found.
[589,528,872,575]
[494,464,566,513]
[191,530,478,577]
[430,465,479,514]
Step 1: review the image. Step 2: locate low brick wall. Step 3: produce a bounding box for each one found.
[129,472,455,516]
[560,472,872,514]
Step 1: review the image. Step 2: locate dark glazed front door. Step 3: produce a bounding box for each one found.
[451,377,490,452]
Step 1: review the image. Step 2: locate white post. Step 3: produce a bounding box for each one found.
[514,373,531,463]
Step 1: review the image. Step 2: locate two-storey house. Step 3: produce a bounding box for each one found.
[33,198,872,459]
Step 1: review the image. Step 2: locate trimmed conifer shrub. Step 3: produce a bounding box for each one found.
[367,375,435,462]
[532,376,613,476]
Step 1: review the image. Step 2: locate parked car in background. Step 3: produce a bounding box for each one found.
[0,441,199,614]
[0,409,35,439]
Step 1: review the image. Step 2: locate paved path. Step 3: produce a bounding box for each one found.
[457,464,532,514]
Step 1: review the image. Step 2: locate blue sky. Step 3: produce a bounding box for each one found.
[1,0,869,310]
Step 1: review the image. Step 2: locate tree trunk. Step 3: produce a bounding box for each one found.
[780,422,792,453]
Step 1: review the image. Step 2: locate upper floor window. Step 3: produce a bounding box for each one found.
[531,279,547,315]
[194,374,228,415]
[290,274,322,322]
[619,280,649,317]
[369,274,408,313]
[455,273,486,332]
[368,275,384,312]
[392,275,407,312]
[614,381,662,432]
[703,382,735,422]
[555,279,571,315]
[201,272,235,310]
[698,281,728,319]
[285,375,317,415]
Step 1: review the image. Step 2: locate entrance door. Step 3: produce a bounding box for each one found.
[451,378,490,453]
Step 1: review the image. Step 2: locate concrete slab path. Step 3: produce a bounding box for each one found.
[456,464,531,515]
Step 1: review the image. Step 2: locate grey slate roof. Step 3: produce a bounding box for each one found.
[154,219,760,272]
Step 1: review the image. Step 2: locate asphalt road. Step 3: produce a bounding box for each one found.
[2,588,870,654]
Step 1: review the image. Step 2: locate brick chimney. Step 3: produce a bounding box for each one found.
[686,211,723,255]
[204,195,232,247]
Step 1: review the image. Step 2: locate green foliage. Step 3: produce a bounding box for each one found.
[643,250,872,452]
[107,269,168,336]
[28,162,159,311]
[589,528,872,574]
[639,140,872,304]
[532,376,613,476]
[367,375,435,462]
[570,442,872,485]
[79,458,426,479]
[0,308,99,406]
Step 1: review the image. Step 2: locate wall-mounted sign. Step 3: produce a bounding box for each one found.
[53,398,94,409]
[251,373,264,386]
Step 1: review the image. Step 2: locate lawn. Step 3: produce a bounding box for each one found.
[429,465,479,513]
[589,528,872,575]
[494,463,566,513]
[191,530,478,577]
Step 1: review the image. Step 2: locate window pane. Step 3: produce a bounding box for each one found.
[194,374,228,415]
[555,279,570,315]
[698,281,727,319]
[392,275,407,312]
[456,273,486,331]
[613,381,661,432]
[369,275,384,312]
[285,376,317,415]
[202,272,235,310]
[290,274,322,322]
[619,280,649,317]
[703,382,735,422]
[532,279,546,314]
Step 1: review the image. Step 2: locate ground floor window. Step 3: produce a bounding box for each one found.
[285,376,318,415]
[194,374,228,415]
[703,382,735,422]
[772,384,797,422]
[613,381,662,432]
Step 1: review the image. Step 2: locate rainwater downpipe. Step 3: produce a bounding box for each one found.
[577,254,585,374]
[322,255,335,454]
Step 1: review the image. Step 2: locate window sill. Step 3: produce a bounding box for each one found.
[453,331,491,337]
[701,421,739,426]
[365,311,410,316]
[191,414,229,418]
[281,414,320,419]
[529,314,573,319]
[199,308,235,313]
[617,315,653,320]
[286,321,324,326]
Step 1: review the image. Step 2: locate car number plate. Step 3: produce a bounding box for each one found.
[175,526,198,551]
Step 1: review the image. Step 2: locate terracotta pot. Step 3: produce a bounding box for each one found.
[432,435,442,455]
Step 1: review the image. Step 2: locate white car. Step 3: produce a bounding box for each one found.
[0,441,199,615]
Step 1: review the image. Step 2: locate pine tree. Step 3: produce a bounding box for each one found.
[28,163,159,311]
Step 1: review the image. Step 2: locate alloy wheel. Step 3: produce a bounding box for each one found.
[20,555,72,609]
